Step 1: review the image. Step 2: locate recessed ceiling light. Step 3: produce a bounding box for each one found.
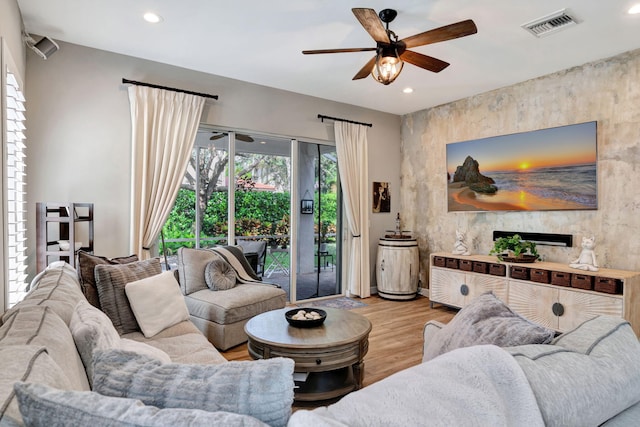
[143,12,163,23]
[260,141,267,145]
[629,4,640,14]
[403,87,414,94]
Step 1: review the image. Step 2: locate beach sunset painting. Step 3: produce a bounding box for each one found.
[447,121,597,212]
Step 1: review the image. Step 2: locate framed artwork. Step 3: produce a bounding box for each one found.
[373,182,390,213]
[301,199,314,214]
[446,121,597,212]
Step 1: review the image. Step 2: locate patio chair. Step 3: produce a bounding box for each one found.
[236,239,267,277]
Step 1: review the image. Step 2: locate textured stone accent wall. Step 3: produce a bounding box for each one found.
[401,48,640,286]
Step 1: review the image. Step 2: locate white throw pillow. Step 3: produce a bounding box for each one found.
[125,270,190,338]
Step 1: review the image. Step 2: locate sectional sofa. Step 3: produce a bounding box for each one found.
[0,262,294,426]
[288,293,640,426]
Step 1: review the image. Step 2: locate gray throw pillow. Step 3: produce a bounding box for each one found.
[94,258,162,335]
[92,349,295,427]
[423,292,555,361]
[77,251,138,309]
[69,300,122,386]
[508,316,640,427]
[13,382,269,427]
[177,247,217,295]
[204,259,237,291]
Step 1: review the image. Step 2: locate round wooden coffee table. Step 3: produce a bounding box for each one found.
[245,307,372,402]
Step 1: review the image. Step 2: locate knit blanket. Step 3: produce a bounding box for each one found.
[210,246,280,287]
[288,344,545,427]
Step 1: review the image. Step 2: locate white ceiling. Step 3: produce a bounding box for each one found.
[16,0,640,115]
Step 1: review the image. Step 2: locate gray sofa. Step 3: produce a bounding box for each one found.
[0,262,294,426]
[289,313,640,426]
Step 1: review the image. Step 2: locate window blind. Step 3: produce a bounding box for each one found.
[5,68,28,306]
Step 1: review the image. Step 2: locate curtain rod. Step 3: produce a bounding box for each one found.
[317,114,372,128]
[122,78,219,100]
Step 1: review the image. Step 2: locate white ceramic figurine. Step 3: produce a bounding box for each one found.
[569,236,599,272]
[452,230,471,256]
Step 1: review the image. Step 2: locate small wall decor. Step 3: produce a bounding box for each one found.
[373,181,390,213]
[301,199,314,214]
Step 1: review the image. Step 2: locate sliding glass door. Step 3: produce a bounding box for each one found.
[295,142,340,300]
[234,133,291,292]
[161,127,341,302]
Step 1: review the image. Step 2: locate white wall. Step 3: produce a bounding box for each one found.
[0,0,26,80]
[24,40,401,290]
[401,48,640,287]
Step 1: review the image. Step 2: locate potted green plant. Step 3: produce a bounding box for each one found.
[489,234,539,263]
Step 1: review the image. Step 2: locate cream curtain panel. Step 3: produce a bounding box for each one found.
[128,86,205,258]
[334,122,371,298]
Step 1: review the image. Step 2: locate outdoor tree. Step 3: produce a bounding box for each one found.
[163,140,335,252]
[181,144,284,230]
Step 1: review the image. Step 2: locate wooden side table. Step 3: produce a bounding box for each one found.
[245,307,371,401]
[376,237,419,300]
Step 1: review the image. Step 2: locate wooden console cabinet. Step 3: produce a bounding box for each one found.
[429,252,640,336]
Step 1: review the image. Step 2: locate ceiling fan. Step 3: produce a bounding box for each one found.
[302,8,477,85]
[210,132,255,143]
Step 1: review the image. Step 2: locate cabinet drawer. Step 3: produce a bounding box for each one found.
[445,258,459,269]
[510,266,530,280]
[459,259,473,271]
[258,342,365,372]
[489,263,506,276]
[473,261,488,274]
[433,256,446,267]
[551,271,571,287]
[570,274,593,290]
[594,277,622,294]
[530,268,550,284]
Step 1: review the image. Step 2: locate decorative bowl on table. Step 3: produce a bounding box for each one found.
[285,308,327,328]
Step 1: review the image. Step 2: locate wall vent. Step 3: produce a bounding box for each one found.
[521,9,578,38]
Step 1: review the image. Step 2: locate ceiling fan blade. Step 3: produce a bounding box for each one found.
[352,56,377,80]
[237,134,255,143]
[400,50,450,73]
[302,47,377,55]
[401,19,477,49]
[352,8,390,44]
[210,133,254,143]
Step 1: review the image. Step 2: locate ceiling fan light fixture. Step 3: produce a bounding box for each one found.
[143,12,163,23]
[371,47,403,85]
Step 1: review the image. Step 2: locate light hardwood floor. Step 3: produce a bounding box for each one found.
[222,295,457,392]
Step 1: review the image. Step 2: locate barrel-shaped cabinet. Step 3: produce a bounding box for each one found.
[376,238,419,300]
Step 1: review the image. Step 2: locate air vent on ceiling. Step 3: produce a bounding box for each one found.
[521,9,578,38]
